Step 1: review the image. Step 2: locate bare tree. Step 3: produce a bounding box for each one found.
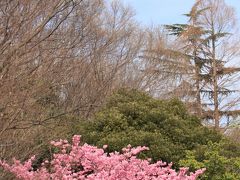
[137,26,193,97]
[0,1,146,178]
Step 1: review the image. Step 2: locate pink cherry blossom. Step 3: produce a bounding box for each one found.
[0,135,205,180]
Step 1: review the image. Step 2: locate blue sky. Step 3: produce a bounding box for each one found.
[122,0,240,25]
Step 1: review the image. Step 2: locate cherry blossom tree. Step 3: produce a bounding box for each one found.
[0,135,205,180]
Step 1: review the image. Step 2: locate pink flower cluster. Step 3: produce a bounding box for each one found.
[0,135,205,180]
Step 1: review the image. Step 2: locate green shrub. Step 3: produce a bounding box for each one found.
[74,89,222,167]
[179,141,240,180]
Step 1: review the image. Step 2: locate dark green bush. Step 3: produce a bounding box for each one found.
[74,89,222,167]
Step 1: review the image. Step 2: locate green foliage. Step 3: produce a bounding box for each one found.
[74,89,222,167]
[179,141,240,180]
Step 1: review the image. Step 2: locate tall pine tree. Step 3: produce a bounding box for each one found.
[165,0,240,130]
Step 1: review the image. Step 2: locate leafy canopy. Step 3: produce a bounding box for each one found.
[76,89,222,166]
